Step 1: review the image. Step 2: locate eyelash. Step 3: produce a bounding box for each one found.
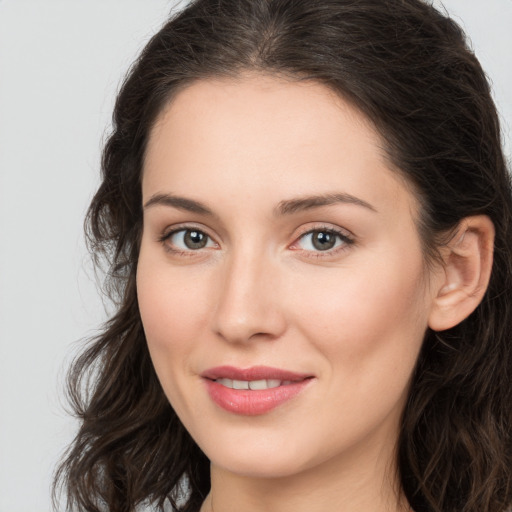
[158,225,355,258]
[158,225,217,257]
[292,226,355,258]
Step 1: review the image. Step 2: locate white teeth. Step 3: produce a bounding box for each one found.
[216,378,285,390]
[248,379,268,390]
[233,380,249,390]
[216,378,233,388]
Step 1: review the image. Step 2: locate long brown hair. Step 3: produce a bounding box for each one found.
[54,1,512,511]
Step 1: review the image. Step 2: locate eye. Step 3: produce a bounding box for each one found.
[293,228,354,253]
[161,228,217,252]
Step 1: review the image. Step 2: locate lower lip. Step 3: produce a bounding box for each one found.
[204,379,312,415]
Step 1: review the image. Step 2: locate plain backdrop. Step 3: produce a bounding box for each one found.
[0,1,510,511]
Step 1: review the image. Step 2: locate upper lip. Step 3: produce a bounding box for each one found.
[201,365,313,382]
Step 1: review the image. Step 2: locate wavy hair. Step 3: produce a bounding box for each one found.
[54,1,512,511]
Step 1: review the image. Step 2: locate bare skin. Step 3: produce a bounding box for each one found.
[137,74,494,512]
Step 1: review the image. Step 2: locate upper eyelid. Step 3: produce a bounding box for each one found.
[158,223,355,251]
[294,223,354,240]
[160,227,218,254]
[160,223,352,237]
[160,223,217,240]
[292,228,354,247]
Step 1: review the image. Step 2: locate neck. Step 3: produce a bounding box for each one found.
[200,433,410,512]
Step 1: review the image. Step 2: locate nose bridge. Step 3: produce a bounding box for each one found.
[212,243,286,344]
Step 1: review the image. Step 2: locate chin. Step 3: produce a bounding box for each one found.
[210,451,309,479]
[193,425,337,480]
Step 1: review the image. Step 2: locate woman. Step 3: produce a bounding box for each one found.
[54,0,512,511]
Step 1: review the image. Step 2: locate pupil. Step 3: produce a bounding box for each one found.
[185,230,207,249]
[312,231,335,251]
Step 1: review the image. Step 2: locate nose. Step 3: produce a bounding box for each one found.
[212,249,287,344]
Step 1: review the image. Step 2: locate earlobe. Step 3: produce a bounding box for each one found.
[428,215,495,332]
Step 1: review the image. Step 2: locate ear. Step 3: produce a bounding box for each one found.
[428,215,495,332]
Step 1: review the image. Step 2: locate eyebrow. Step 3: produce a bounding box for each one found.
[144,193,218,218]
[275,193,377,215]
[143,191,377,217]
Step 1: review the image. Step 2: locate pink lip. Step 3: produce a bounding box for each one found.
[201,366,314,416]
[201,365,311,381]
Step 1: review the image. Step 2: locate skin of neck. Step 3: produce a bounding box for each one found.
[199,412,411,512]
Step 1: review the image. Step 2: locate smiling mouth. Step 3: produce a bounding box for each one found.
[201,365,313,384]
[214,378,297,390]
[201,366,314,415]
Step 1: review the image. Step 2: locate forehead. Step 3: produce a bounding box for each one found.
[143,74,418,221]
[146,74,381,169]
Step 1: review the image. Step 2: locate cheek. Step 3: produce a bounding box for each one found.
[284,253,430,452]
[291,249,429,381]
[136,253,218,421]
[136,250,213,372]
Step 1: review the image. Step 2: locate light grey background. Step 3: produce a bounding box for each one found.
[0,1,510,511]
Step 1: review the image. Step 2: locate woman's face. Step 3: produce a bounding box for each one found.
[137,75,440,478]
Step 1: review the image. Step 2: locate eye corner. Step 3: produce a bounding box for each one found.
[157,225,220,256]
[289,225,355,258]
